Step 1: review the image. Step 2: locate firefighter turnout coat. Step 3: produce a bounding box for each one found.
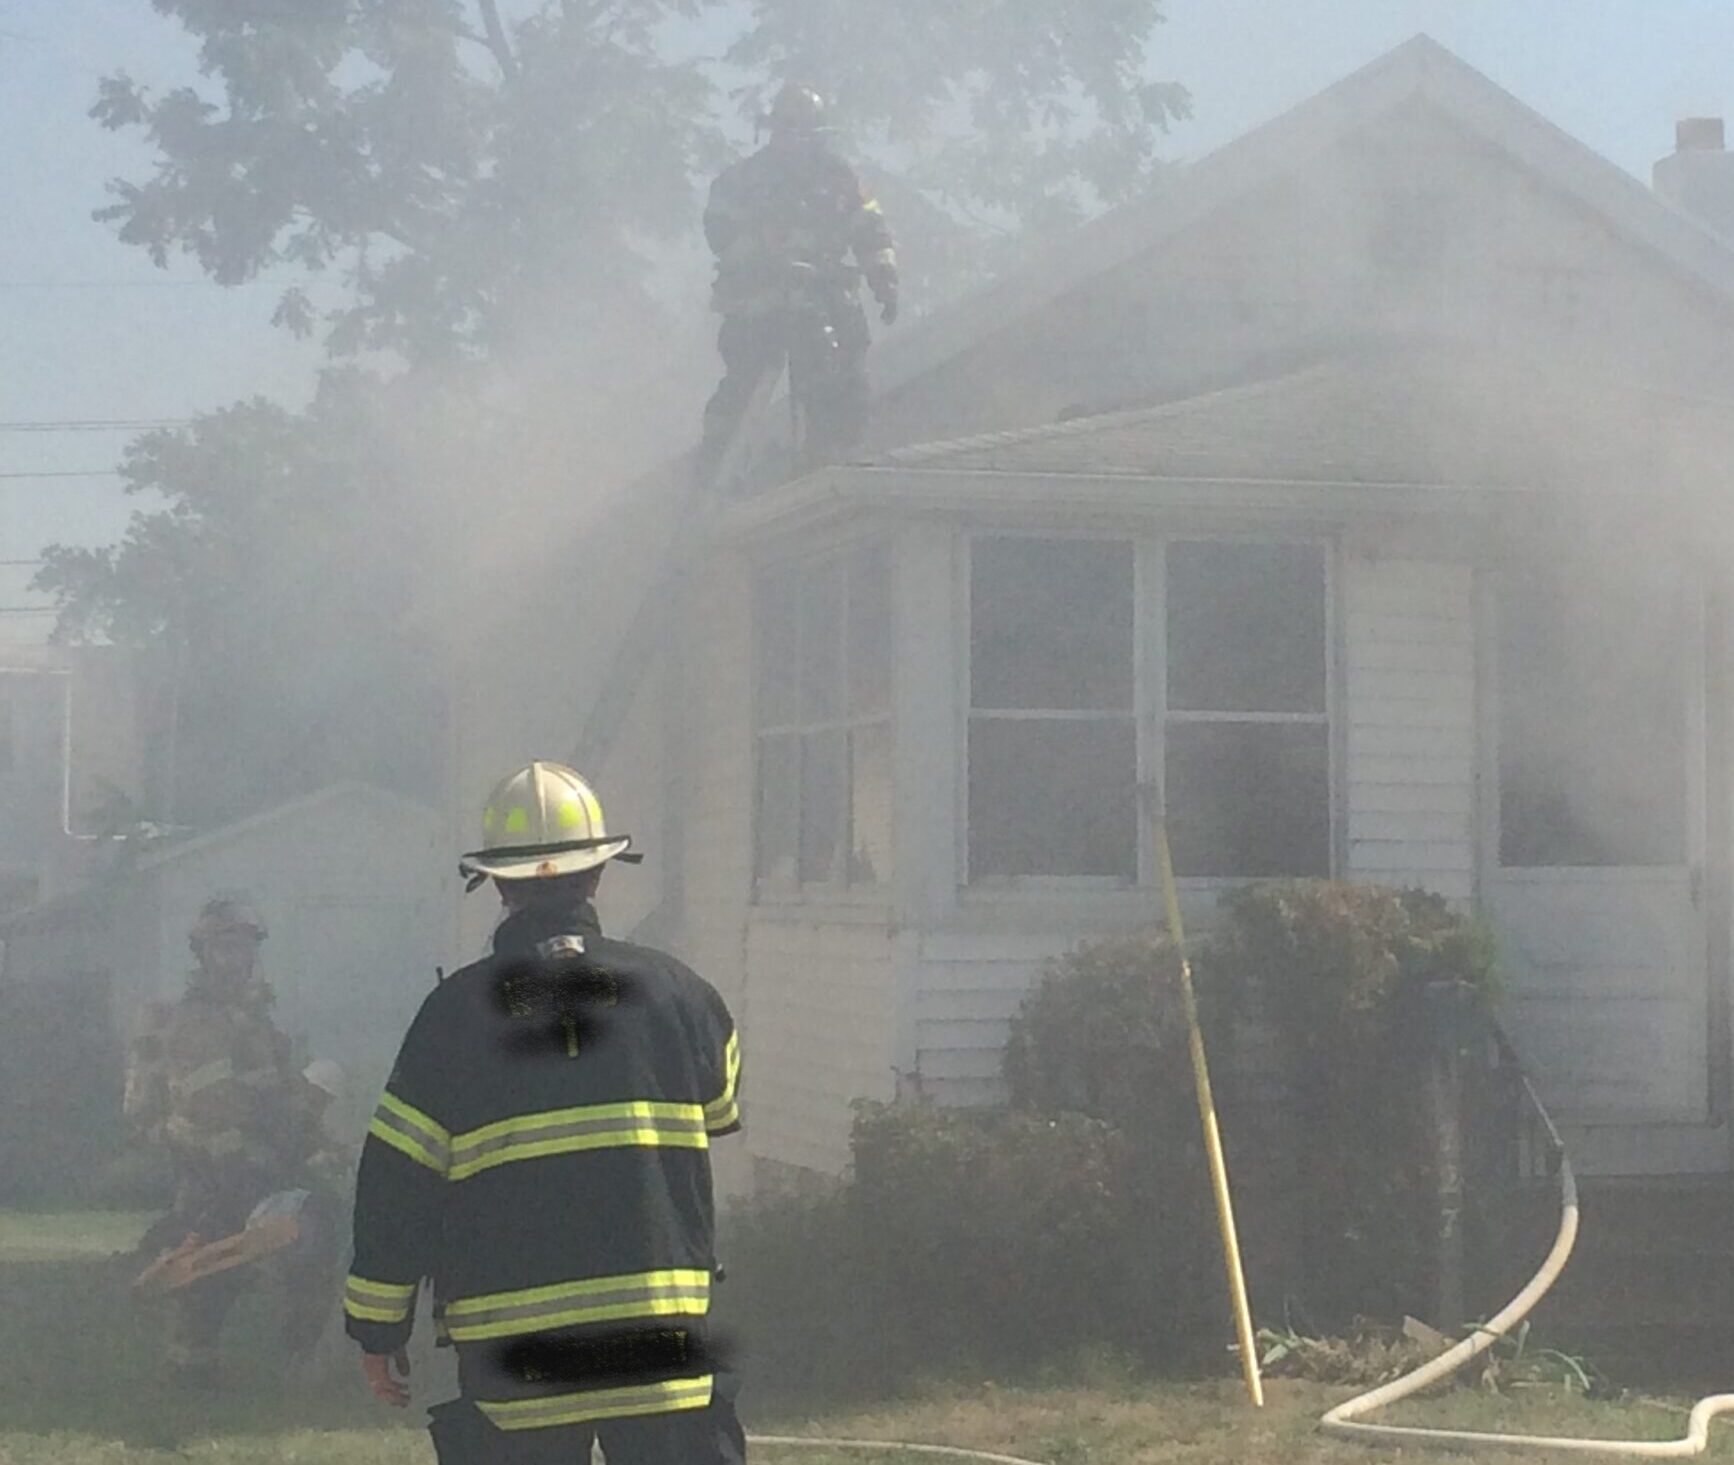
[703,136,897,319]
[344,899,742,1435]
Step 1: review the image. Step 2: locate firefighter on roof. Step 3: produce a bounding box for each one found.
[700,82,898,472]
[346,761,746,1465]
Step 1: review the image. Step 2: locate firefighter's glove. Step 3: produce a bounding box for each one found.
[362,1347,412,1408]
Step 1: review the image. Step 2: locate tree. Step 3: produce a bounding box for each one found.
[36,375,457,826]
[90,0,722,363]
[90,1,1187,349]
[44,0,1187,826]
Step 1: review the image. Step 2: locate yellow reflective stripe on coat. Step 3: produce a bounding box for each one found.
[343,1274,417,1324]
[443,1268,711,1342]
[367,1090,452,1175]
[478,1375,713,1431]
[705,1031,742,1133]
[447,1102,707,1182]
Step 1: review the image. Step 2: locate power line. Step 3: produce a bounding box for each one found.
[0,278,343,291]
[0,420,189,433]
[0,470,123,480]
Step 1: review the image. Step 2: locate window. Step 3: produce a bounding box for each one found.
[1165,541,1329,878]
[1498,562,1690,868]
[968,538,1138,881]
[754,544,893,892]
[963,535,1331,886]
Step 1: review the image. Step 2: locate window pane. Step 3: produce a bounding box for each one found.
[755,565,801,728]
[1499,568,1688,868]
[1167,722,1329,878]
[971,538,1134,711]
[1167,541,1326,713]
[755,735,800,886]
[969,718,1137,880]
[799,566,844,723]
[848,544,893,717]
[799,729,848,884]
[849,724,894,885]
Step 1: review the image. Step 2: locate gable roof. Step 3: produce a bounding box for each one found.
[870,343,1734,493]
[133,782,440,872]
[868,34,1734,407]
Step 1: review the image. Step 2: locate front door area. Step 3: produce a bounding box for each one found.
[1486,543,1726,1174]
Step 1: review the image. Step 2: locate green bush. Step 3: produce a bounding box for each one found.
[1002,931,1226,1360]
[1208,881,1498,1326]
[716,1103,1163,1402]
[849,1101,1141,1369]
[1000,886,1497,1332]
[714,1183,894,1410]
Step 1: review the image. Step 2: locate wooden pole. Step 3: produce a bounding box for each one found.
[1154,816,1265,1408]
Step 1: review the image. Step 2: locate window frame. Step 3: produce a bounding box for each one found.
[959,529,1339,894]
[751,537,896,904]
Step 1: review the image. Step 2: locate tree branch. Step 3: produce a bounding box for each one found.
[475,0,520,82]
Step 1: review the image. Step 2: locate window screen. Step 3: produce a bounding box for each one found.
[754,545,894,891]
[1165,541,1330,879]
[968,538,1137,881]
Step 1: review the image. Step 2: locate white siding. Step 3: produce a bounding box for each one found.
[914,952,1047,1107]
[670,554,901,1183]
[1344,558,1478,900]
[742,916,899,1172]
[666,557,756,1196]
[912,918,1151,1106]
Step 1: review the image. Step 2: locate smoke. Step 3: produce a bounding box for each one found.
[17,5,1734,1434]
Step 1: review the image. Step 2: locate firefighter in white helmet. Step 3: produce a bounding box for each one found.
[345,762,745,1465]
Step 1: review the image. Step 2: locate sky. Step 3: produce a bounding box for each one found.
[3,0,1733,634]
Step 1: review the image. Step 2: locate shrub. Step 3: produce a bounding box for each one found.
[1002,931,1226,1360]
[715,1104,1147,1402]
[1001,886,1498,1333]
[1208,881,1498,1326]
[714,1183,893,1410]
[848,1101,1141,1370]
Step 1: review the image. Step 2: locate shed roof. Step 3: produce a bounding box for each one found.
[131,782,441,873]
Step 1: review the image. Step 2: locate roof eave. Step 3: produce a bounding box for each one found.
[720,462,1542,544]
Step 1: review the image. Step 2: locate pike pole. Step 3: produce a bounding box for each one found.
[1154,814,1265,1408]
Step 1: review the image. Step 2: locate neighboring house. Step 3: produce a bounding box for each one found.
[0,650,70,914]
[0,782,451,1162]
[0,643,148,913]
[567,35,1734,1185]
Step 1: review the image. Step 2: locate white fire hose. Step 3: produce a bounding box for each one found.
[750,1438,1048,1465]
[1321,1070,1734,1456]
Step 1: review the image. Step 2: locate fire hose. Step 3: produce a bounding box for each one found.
[750,1439,1047,1465]
[1320,1067,1734,1456]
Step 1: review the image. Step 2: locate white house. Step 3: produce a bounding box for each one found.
[517,36,1734,1186]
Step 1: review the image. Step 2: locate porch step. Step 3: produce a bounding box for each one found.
[1533,1250,1734,1329]
[1474,1180,1734,1376]
[1489,1181,1734,1256]
[1533,1322,1734,1392]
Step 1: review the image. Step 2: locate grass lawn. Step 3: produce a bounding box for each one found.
[0,1213,154,1265]
[4,1210,1731,1465]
